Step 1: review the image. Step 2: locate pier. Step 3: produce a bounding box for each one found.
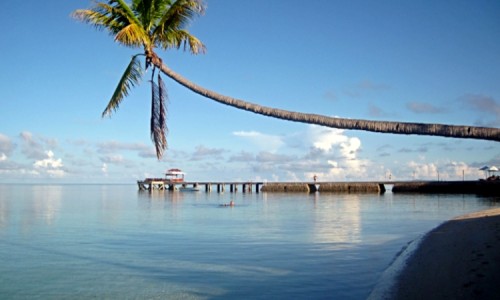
[137,180,263,193]
[137,179,500,195]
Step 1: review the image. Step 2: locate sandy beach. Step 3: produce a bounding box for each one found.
[388,207,500,300]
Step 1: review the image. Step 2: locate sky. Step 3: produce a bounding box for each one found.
[1,0,499,184]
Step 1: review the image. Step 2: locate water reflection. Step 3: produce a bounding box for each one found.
[1,185,500,299]
[30,185,62,226]
[137,189,197,224]
[311,194,362,249]
[138,189,188,202]
[0,187,9,230]
[0,185,64,234]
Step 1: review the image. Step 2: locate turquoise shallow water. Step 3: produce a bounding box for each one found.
[0,184,499,299]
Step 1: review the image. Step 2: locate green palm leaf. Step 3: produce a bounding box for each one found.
[156,0,205,31]
[113,0,143,27]
[115,23,148,46]
[73,1,148,48]
[153,0,205,52]
[102,54,144,117]
[73,3,128,35]
[133,0,168,31]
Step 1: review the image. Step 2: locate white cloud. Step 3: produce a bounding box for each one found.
[239,125,369,181]
[407,161,438,179]
[339,136,361,159]
[313,129,346,151]
[100,155,125,164]
[256,151,293,163]
[292,125,359,154]
[406,160,484,181]
[97,140,152,154]
[191,145,226,161]
[96,140,157,159]
[460,94,500,126]
[20,131,58,160]
[304,126,369,181]
[228,151,255,162]
[233,131,284,152]
[343,80,390,98]
[33,150,65,178]
[34,151,63,169]
[47,169,65,177]
[444,161,483,180]
[406,101,446,114]
[0,133,14,157]
[0,127,495,184]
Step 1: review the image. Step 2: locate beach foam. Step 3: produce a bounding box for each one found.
[367,235,424,300]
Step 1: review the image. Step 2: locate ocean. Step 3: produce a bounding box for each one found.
[0,184,498,299]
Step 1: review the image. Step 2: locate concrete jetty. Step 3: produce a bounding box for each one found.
[392,180,499,195]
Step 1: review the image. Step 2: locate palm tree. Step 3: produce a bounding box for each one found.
[73,0,206,159]
[73,0,500,159]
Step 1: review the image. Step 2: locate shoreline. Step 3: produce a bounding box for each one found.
[369,207,500,300]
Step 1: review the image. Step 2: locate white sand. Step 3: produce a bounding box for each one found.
[387,208,500,299]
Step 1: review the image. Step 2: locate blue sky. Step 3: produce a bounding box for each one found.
[1,0,499,183]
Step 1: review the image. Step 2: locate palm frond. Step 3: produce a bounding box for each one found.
[72,7,119,33]
[150,71,159,148]
[184,30,206,54]
[112,0,143,26]
[102,54,144,117]
[153,0,205,49]
[73,3,128,33]
[158,29,206,54]
[158,72,168,148]
[150,70,168,159]
[133,0,169,32]
[115,23,148,46]
[73,1,149,48]
[164,0,206,28]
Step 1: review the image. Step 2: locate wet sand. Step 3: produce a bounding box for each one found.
[390,208,500,300]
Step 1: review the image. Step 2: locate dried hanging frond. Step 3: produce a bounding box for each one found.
[158,72,168,150]
[150,68,168,159]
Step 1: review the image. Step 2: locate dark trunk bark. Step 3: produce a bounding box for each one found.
[158,63,500,142]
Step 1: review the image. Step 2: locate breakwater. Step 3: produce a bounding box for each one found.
[260,182,384,193]
[319,182,385,193]
[392,180,500,195]
[260,183,311,193]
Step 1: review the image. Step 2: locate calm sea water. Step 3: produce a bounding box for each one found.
[0,184,499,299]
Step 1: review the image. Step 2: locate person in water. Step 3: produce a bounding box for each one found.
[221,200,235,207]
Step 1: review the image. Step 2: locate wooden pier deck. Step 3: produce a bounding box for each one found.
[137,180,264,193]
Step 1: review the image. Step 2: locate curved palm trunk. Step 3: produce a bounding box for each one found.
[158,63,500,142]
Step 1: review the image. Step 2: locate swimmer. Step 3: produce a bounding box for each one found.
[220,200,235,207]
